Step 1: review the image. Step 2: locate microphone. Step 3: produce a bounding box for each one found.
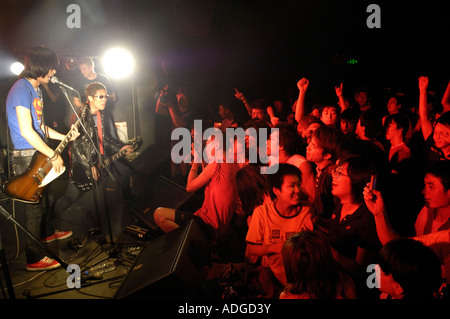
[50,76,79,93]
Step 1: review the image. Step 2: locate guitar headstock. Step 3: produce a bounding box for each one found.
[79,104,88,119]
[129,136,143,152]
[124,136,143,161]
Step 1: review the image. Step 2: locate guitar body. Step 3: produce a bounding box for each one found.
[3,151,64,204]
[2,105,84,203]
[72,137,142,192]
[72,162,94,192]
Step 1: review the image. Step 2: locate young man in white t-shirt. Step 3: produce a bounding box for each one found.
[246,164,314,296]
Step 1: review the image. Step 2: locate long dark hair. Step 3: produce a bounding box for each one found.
[20,46,59,80]
[235,164,270,216]
[339,156,374,204]
[378,238,442,299]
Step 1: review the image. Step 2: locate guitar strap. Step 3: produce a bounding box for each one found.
[25,83,48,142]
[36,86,50,143]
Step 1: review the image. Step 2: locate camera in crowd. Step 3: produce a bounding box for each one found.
[159,87,170,104]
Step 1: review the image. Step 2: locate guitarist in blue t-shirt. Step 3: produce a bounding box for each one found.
[4,47,80,271]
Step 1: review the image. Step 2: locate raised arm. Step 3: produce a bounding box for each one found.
[155,85,171,116]
[234,88,252,117]
[335,82,348,111]
[294,78,309,124]
[185,161,216,193]
[418,76,434,140]
[363,185,400,245]
[267,106,280,127]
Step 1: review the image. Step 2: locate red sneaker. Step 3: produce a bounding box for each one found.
[26,256,61,271]
[41,230,73,243]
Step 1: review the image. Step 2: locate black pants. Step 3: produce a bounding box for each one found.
[11,154,53,264]
[52,173,122,237]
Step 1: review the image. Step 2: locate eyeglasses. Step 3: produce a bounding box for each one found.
[333,168,349,178]
[94,95,109,100]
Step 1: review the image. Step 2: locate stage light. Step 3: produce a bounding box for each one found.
[102,48,135,79]
[10,62,24,75]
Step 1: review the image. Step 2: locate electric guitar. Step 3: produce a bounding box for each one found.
[2,106,87,204]
[72,136,142,191]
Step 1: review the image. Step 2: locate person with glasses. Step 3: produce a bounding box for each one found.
[5,47,80,271]
[324,157,382,298]
[51,82,132,235]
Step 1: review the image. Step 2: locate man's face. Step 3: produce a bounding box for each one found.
[331,162,352,199]
[37,69,56,85]
[356,92,368,106]
[433,123,450,150]
[320,106,338,126]
[340,119,356,135]
[387,97,400,114]
[385,121,401,141]
[251,108,265,120]
[423,173,450,209]
[306,136,326,164]
[88,89,108,113]
[79,63,94,79]
[273,174,302,207]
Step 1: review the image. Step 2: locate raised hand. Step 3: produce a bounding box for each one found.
[297,78,309,94]
[335,83,343,98]
[418,76,429,92]
[234,88,246,101]
[363,183,385,217]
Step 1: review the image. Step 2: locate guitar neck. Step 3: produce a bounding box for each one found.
[101,150,126,168]
[54,109,84,156]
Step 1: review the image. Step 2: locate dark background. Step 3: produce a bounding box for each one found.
[0,0,449,146]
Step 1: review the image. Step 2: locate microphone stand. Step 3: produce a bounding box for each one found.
[57,86,105,234]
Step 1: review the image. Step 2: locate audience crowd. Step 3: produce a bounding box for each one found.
[154,74,450,300]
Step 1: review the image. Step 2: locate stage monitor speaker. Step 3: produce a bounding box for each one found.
[114,219,210,299]
[129,175,202,230]
[130,144,170,177]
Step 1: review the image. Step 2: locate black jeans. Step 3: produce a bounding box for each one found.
[11,153,53,264]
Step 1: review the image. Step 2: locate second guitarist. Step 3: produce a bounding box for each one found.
[52,82,133,232]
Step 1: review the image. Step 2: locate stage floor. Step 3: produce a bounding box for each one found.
[0,147,246,300]
[0,158,152,300]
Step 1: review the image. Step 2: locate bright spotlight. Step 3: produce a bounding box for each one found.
[102,48,135,79]
[10,62,24,75]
